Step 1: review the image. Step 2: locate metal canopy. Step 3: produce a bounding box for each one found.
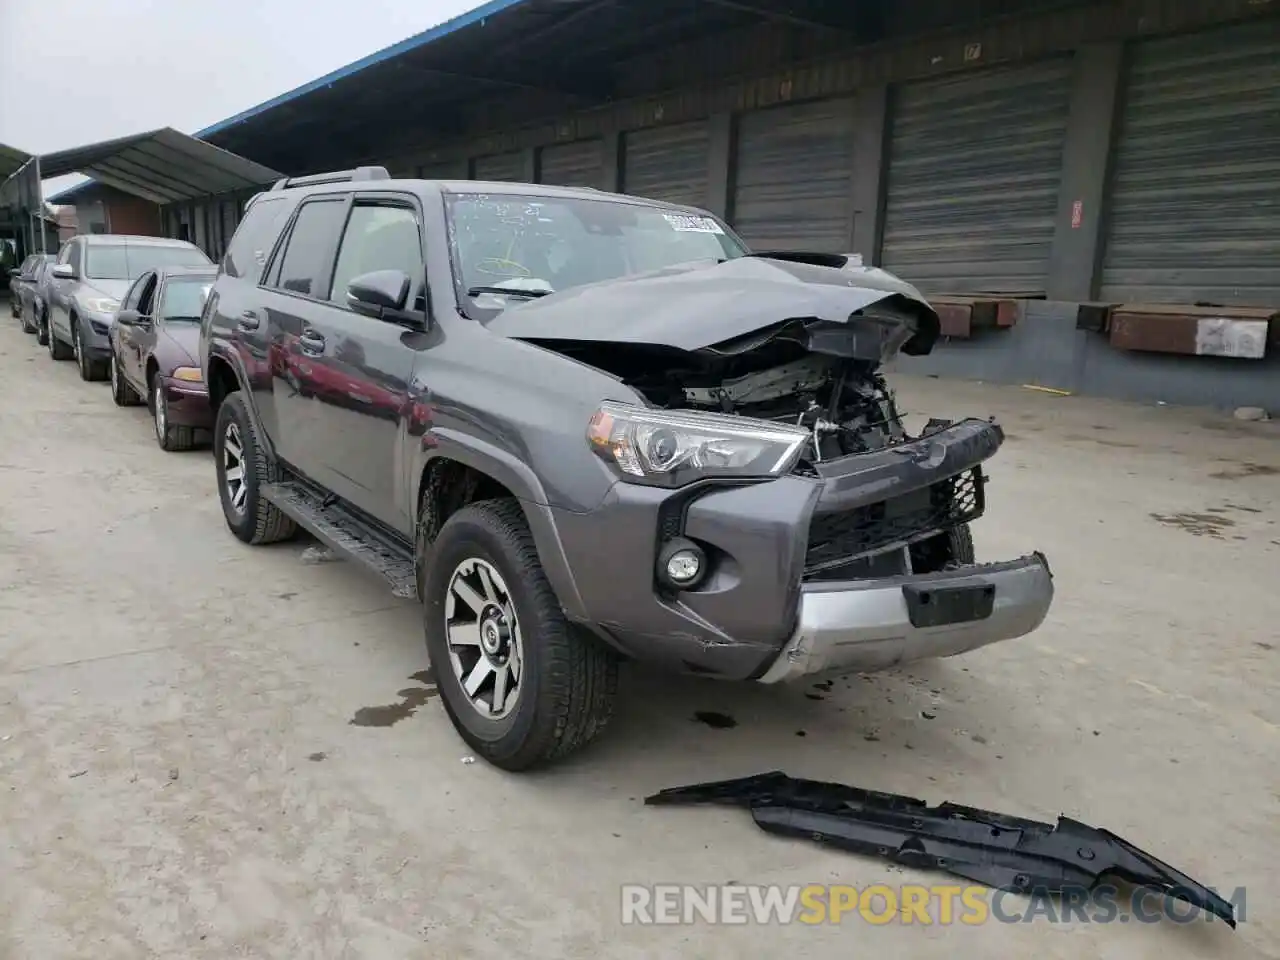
[0,143,32,183]
[37,127,283,205]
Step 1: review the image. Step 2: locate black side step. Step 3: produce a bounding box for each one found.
[262,481,417,599]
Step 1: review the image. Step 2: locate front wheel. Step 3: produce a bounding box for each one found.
[423,498,618,771]
[74,321,106,381]
[213,392,297,545]
[152,377,196,451]
[36,311,49,346]
[110,352,141,406]
[48,319,72,361]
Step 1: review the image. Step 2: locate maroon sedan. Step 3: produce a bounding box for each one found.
[109,266,217,451]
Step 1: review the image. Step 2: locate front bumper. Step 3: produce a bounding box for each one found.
[553,417,1052,681]
[80,314,114,357]
[755,553,1054,682]
[162,378,212,428]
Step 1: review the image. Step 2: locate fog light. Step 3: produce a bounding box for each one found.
[657,538,707,590]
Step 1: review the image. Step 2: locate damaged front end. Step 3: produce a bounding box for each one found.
[497,254,1053,679]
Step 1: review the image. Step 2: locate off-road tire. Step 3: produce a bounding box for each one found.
[36,311,49,346]
[950,523,976,565]
[423,497,618,771]
[213,391,297,545]
[152,377,197,452]
[47,321,73,361]
[110,351,141,406]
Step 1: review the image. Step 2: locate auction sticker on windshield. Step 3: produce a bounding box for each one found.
[663,213,725,234]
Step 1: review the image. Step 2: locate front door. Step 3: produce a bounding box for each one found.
[116,272,157,392]
[293,195,422,531]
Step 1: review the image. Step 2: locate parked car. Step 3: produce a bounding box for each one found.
[200,167,1055,771]
[109,265,218,451]
[46,235,212,381]
[33,254,62,346]
[9,254,50,325]
[19,256,57,335]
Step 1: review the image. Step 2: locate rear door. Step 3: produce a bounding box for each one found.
[257,195,351,487]
[298,193,423,533]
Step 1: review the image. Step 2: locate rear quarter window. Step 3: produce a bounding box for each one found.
[222,196,293,283]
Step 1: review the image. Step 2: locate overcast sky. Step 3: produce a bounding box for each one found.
[0,0,478,197]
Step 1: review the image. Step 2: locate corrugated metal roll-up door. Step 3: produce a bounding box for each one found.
[881,59,1072,296]
[732,98,855,252]
[540,139,603,189]
[622,121,710,206]
[473,151,524,182]
[1100,21,1280,306]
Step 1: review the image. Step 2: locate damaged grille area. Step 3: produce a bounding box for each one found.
[804,469,985,578]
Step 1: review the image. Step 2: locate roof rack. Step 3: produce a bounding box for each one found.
[270,166,390,191]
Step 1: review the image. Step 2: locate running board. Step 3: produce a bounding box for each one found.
[261,481,418,599]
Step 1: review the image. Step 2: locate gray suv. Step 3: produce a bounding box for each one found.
[47,234,212,380]
[201,167,1055,771]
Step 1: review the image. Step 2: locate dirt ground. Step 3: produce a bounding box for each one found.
[0,307,1277,959]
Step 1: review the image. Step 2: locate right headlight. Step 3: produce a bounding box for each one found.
[587,401,810,488]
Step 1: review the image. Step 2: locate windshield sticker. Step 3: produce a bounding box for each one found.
[663,213,725,235]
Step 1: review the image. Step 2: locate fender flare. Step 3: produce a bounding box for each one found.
[418,427,589,622]
[206,342,279,462]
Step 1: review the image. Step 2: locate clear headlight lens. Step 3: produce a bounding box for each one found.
[84,297,120,314]
[171,366,203,382]
[587,401,810,487]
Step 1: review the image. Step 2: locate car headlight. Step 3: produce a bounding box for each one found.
[587,401,810,487]
[83,297,120,314]
[172,366,203,383]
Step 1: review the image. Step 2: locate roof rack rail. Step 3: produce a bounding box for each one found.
[270,166,391,191]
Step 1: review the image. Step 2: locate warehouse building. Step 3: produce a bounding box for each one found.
[84,0,1280,406]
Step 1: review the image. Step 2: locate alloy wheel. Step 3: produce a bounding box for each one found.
[153,380,167,442]
[222,421,247,514]
[110,354,119,394]
[444,558,525,719]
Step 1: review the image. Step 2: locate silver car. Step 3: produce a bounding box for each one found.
[47,234,212,381]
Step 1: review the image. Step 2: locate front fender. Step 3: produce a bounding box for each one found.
[207,340,278,463]
[417,427,589,623]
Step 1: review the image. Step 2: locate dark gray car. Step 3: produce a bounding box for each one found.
[47,234,212,381]
[201,167,1054,771]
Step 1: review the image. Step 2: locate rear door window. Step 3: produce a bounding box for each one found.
[223,196,293,283]
[269,199,348,299]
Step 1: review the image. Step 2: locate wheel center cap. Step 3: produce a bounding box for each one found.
[478,605,509,657]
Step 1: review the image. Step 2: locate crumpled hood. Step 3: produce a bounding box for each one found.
[484,255,940,356]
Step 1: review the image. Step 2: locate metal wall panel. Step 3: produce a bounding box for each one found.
[881,58,1072,296]
[473,151,524,182]
[622,121,711,207]
[540,139,603,189]
[1100,20,1280,306]
[732,97,855,252]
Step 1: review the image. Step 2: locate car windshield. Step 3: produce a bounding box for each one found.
[159,276,215,320]
[445,192,747,317]
[84,244,212,281]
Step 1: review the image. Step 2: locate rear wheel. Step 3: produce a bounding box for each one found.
[213,391,297,545]
[110,351,141,406]
[152,377,197,451]
[423,498,618,771]
[36,310,49,346]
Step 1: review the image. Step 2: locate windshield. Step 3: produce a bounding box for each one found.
[445,193,747,316]
[159,276,215,320]
[85,244,212,281]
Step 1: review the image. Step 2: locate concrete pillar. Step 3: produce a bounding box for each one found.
[1046,42,1125,301]
[522,147,538,184]
[600,131,622,192]
[706,112,734,219]
[850,85,890,262]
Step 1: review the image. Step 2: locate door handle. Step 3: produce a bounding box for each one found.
[237,310,261,332]
[299,330,326,355]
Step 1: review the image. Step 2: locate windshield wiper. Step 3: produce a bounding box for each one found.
[164,315,203,322]
[466,285,552,300]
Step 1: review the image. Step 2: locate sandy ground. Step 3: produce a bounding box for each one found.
[0,305,1277,959]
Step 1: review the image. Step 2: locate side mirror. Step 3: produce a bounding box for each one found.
[52,263,76,280]
[115,309,147,327]
[347,269,410,319]
[7,268,20,279]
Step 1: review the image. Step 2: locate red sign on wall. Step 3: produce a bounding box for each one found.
[1070,200,1083,229]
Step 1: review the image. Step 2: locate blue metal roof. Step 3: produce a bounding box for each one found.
[195,0,530,139]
